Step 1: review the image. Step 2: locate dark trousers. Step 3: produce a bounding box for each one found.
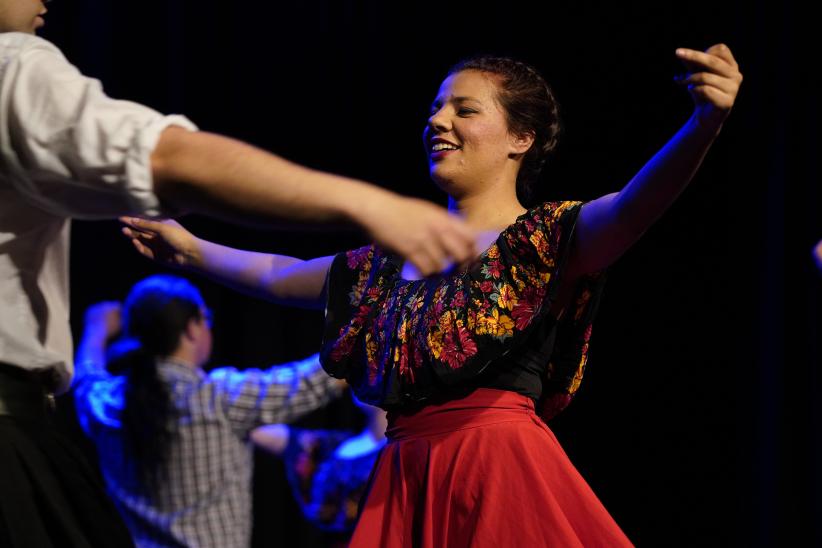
[0,364,135,548]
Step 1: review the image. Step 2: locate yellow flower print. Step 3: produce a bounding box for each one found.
[511,266,527,292]
[551,201,573,221]
[465,311,477,331]
[365,333,378,363]
[570,355,587,394]
[497,283,518,311]
[398,319,410,343]
[487,244,500,259]
[496,312,515,337]
[427,329,444,359]
[529,230,549,255]
[481,308,514,338]
[473,314,488,336]
[438,310,456,332]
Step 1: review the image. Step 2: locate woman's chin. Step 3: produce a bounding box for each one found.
[429,171,464,196]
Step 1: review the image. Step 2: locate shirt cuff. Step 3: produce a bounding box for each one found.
[124,114,198,218]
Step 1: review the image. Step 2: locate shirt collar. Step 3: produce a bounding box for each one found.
[156,359,205,382]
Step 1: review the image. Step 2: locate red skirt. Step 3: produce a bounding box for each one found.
[349,389,632,548]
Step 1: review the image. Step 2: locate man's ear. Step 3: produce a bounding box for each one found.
[182,317,200,342]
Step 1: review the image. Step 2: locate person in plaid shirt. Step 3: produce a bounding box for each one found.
[73,275,343,547]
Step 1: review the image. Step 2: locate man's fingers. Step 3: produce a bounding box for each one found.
[438,227,477,269]
[407,250,438,278]
[445,221,478,264]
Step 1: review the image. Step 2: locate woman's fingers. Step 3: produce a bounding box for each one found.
[675,47,738,79]
[675,71,739,95]
[705,43,739,69]
[687,85,736,110]
[675,43,742,124]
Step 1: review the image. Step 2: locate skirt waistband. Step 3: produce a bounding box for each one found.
[386,388,536,441]
[0,363,52,420]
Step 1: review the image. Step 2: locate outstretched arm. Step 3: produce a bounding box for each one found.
[74,302,122,383]
[567,43,743,277]
[151,128,476,276]
[0,36,474,277]
[251,424,292,456]
[214,353,345,434]
[120,217,332,309]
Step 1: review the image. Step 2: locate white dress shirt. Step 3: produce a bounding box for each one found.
[0,32,196,392]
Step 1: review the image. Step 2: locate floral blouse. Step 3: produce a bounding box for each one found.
[321,201,605,420]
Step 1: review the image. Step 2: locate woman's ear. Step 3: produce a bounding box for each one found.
[509,131,535,156]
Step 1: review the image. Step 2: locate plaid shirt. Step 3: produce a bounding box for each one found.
[74,356,341,548]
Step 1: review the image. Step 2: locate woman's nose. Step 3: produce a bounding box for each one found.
[428,108,451,132]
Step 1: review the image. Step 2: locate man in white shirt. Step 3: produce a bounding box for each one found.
[0,2,475,546]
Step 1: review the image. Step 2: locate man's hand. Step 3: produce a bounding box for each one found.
[355,194,477,276]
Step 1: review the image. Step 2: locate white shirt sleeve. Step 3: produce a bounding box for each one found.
[0,33,198,219]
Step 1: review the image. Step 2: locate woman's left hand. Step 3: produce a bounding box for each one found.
[675,43,743,129]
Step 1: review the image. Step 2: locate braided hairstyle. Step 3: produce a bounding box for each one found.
[448,56,562,204]
[108,275,206,490]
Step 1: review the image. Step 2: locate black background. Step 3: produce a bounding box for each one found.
[37,1,817,546]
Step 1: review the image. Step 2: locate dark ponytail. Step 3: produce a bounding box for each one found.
[112,275,206,490]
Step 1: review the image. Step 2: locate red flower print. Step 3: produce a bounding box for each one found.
[487,260,503,278]
[330,328,357,361]
[366,286,381,301]
[511,286,545,330]
[440,326,478,369]
[346,246,372,270]
[451,289,466,309]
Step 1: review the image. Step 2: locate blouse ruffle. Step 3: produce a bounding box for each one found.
[321,201,605,420]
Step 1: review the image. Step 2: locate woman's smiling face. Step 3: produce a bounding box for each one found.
[423,70,530,197]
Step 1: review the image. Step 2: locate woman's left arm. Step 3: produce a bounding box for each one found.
[567,43,743,277]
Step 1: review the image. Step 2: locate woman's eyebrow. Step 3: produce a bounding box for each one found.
[431,96,482,109]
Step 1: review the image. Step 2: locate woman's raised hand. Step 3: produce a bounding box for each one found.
[675,43,742,129]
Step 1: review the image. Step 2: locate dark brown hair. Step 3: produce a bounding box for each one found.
[448,56,561,203]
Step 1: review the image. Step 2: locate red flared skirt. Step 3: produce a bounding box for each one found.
[348,388,632,548]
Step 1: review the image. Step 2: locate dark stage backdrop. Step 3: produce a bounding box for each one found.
[37,1,815,546]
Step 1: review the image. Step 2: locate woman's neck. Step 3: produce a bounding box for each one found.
[448,185,526,232]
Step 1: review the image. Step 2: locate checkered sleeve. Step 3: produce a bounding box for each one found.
[210,353,343,435]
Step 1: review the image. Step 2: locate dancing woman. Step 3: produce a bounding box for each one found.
[122,44,742,546]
